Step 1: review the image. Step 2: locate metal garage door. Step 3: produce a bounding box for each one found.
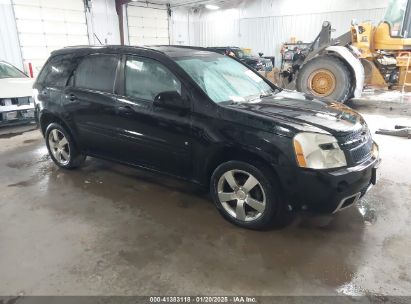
[127,4,169,46]
[12,0,89,77]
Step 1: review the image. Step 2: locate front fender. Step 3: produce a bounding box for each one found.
[325,46,364,98]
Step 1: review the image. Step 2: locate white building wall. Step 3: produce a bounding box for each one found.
[171,0,389,66]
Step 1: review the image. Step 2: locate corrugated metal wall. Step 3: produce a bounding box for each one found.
[0,0,23,69]
[171,0,388,66]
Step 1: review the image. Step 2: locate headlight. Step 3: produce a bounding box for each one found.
[293,132,347,169]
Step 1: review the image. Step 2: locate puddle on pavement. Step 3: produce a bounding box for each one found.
[0,125,38,139]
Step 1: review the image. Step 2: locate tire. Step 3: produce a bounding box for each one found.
[210,160,288,230]
[45,122,86,169]
[296,55,352,103]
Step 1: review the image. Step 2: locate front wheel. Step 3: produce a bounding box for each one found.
[210,161,287,230]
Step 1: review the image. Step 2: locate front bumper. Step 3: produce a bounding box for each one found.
[0,100,35,126]
[278,156,381,213]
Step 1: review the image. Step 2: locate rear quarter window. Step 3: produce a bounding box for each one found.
[37,54,76,88]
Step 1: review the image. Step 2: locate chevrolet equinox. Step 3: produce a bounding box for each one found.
[33,46,380,230]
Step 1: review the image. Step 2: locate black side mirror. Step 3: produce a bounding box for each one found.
[153,91,189,111]
[258,52,264,57]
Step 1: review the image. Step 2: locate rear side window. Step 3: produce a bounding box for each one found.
[75,54,119,93]
[37,55,74,87]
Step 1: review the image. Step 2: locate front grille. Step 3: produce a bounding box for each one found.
[336,128,363,144]
[350,137,373,163]
[337,124,373,164]
[0,97,35,123]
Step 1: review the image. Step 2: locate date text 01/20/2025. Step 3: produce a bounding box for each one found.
[149,296,257,303]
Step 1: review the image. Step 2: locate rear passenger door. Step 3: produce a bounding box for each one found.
[63,53,121,158]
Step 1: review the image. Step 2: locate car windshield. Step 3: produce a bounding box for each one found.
[176,55,276,103]
[0,62,27,79]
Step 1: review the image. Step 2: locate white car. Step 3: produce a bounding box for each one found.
[0,60,35,126]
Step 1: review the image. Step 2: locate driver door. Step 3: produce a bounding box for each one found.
[113,55,192,179]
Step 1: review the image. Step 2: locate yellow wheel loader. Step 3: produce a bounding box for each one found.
[295,0,411,102]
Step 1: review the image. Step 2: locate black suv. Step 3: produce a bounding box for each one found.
[209,47,273,71]
[34,45,380,230]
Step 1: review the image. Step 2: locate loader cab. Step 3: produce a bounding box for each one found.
[372,0,411,50]
[384,0,411,38]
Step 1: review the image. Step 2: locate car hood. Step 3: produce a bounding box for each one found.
[223,90,365,136]
[0,77,34,98]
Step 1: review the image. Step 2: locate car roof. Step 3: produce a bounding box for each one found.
[51,45,220,59]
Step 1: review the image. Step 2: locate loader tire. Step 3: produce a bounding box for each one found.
[296,55,352,103]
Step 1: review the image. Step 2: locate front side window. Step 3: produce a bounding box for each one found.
[75,54,119,93]
[176,55,274,103]
[0,62,27,79]
[125,56,181,101]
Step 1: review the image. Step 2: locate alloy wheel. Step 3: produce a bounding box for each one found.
[217,169,266,222]
[48,129,70,166]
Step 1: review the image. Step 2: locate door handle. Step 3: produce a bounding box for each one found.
[39,90,48,97]
[68,94,77,101]
[117,105,135,115]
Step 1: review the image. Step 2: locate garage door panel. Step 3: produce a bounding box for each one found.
[42,21,67,34]
[128,27,144,37]
[66,23,88,35]
[129,37,140,45]
[157,37,169,44]
[45,35,68,46]
[40,0,84,11]
[128,17,143,27]
[21,46,49,60]
[127,4,169,46]
[156,19,168,29]
[140,8,157,18]
[143,18,160,28]
[16,20,43,33]
[14,5,42,20]
[143,28,158,36]
[64,11,86,23]
[19,34,46,46]
[13,0,88,77]
[41,8,65,21]
[67,35,88,45]
[13,0,40,6]
[157,28,169,38]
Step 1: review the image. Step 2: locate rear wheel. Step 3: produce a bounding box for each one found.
[210,160,287,230]
[296,55,352,102]
[45,123,86,169]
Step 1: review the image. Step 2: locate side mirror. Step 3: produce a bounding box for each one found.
[258,52,264,57]
[153,91,189,111]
